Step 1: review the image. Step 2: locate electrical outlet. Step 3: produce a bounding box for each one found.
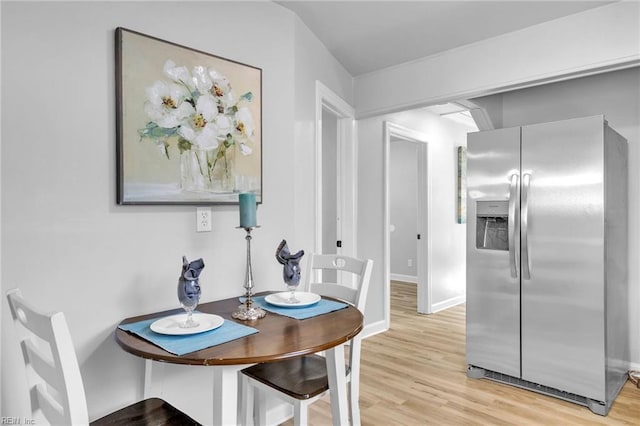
[408,259,413,267]
[196,207,212,232]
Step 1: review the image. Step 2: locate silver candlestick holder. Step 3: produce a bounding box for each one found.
[232,226,266,321]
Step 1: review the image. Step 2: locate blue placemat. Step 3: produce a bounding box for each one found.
[118,315,258,356]
[253,295,348,320]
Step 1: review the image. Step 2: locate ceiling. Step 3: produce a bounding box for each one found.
[276,1,614,76]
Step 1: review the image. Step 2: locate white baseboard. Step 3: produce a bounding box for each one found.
[362,319,388,339]
[431,295,465,313]
[390,273,417,284]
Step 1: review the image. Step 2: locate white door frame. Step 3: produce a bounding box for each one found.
[384,121,431,328]
[315,81,357,258]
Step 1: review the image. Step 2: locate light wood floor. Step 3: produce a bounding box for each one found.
[292,281,640,425]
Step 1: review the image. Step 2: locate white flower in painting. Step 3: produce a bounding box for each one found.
[208,68,235,108]
[163,60,194,91]
[191,65,213,95]
[234,107,254,138]
[195,93,219,121]
[178,94,221,150]
[213,115,233,140]
[208,69,230,94]
[144,80,194,128]
[194,126,220,150]
[179,123,220,151]
[239,142,253,156]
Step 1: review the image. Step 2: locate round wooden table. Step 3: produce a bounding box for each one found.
[115,293,364,425]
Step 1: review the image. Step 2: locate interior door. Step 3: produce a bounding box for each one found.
[466,126,521,377]
[520,116,606,400]
[322,107,339,283]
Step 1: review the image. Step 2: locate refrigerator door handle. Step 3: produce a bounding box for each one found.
[521,173,531,279]
[508,173,520,278]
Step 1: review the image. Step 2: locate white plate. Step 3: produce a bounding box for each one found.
[150,313,224,335]
[265,292,321,308]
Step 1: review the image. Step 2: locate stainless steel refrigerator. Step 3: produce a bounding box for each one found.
[465,115,629,415]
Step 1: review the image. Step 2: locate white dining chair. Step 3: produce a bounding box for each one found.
[240,254,373,426]
[6,288,200,426]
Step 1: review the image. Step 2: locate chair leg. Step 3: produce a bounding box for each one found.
[349,340,362,426]
[293,400,308,426]
[348,360,360,426]
[239,375,254,426]
[349,384,361,426]
[326,345,349,425]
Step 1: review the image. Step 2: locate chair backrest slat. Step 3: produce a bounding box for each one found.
[32,383,66,425]
[303,254,373,311]
[8,290,57,342]
[7,289,89,425]
[307,283,357,306]
[22,339,61,393]
[308,255,368,277]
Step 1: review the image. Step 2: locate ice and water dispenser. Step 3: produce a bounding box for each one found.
[475,201,509,251]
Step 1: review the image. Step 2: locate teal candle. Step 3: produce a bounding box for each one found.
[239,192,257,228]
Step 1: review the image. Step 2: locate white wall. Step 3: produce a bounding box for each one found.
[1,1,352,421]
[390,140,418,279]
[354,1,640,118]
[358,110,474,322]
[473,67,640,368]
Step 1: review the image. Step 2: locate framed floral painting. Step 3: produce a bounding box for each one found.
[116,27,262,205]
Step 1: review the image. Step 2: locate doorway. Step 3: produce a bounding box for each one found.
[321,107,338,282]
[389,137,422,316]
[383,122,430,328]
[315,81,356,283]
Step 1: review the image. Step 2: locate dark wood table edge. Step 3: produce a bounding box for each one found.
[114,292,364,366]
